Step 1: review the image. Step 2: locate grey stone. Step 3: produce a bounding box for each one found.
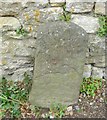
[66,2,94,13]
[94,62,105,68]
[0,17,20,29]
[50,0,65,6]
[104,68,107,79]
[83,65,92,78]
[50,0,65,3]
[71,15,99,33]
[95,2,106,15]
[11,67,33,81]
[0,2,22,16]
[2,57,33,71]
[2,37,36,57]
[92,67,104,79]
[29,21,88,108]
[86,56,105,64]
[40,7,63,22]
[89,41,105,56]
[88,34,105,44]
[2,67,33,81]
[24,0,49,9]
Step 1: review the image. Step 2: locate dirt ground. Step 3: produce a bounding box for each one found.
[19,79,107,119]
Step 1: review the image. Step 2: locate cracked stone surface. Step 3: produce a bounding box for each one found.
[29,21,88,108]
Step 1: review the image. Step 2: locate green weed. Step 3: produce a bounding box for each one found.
[59,4,71,22]
[0,73,31,118]
[15,27,28,36]
[80,77,102,97]
[49,102,67,118]
[97,15,107,37]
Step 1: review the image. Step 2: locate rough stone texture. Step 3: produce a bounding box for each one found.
[87,35,105,68]
[88,34,105,44]
[92,67,104,79]
[50,0,65,3]
[66,2,94,13]
[0,17,20,29]
[50,0,65,6]
[0,2,22,16]
[89,41,105,57]
[71,15,99,33]
[40,7,63,22]
[35,0,48,4]
[104,68,107,79]
[83,65,92,78]
[29,21,88,107]
[11,67,33,81]
[95,2,106,15]
[0,1,106,81]
[86,56,105,65]
[2,29,35,80]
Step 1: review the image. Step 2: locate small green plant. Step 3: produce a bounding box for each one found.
[49,102,67,118]
[15,26,28,36]
[59,4,71,22]
[34,106,42,118]
[80,77,102,97]
[97,15,107,37]
[0,73,31,118]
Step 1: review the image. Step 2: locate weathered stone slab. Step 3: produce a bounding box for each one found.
[29,21,88,108]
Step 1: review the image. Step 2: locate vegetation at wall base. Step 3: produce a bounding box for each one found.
[49,102,67,118]
[0,73,32,118]
[80,77,102,98]
[97,15,107,37]
[0,76,104,118]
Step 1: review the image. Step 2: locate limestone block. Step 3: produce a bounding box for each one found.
[11,67,33,81]
[0,17,20,29]
[88,34,105,44]
[40,7,63,22]
[89,41,105,56]
[95,2,106,15]
[0,2,22,16]
[50,0,65,3]
[66,2,94,13]
[103,68,107,79]
[92,67,104,79]
[71,15,99,33]
[86,56,105,65]
[50,0,65,6]
[83,65,92,78]
[2,57,33,71]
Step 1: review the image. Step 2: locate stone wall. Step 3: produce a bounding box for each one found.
[0,0,106,81]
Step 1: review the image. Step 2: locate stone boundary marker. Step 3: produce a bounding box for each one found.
[29,21,88,108]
